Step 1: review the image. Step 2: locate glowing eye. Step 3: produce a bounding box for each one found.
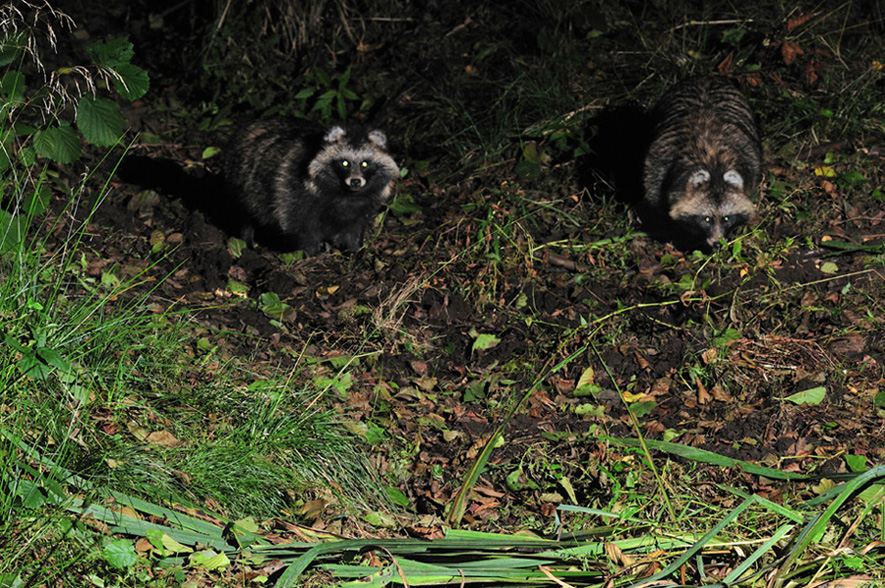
[341,160,350,168]
[704,217,712,224]
[361,161,369,169]
[723,216,730,222]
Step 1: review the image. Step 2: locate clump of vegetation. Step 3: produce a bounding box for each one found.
[0,3,389,584]
[0,0,148,254]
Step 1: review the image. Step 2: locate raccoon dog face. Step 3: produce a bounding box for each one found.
[669,167,754,250]
[309,126,398,201]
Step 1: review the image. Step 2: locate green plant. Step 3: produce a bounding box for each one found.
[0,2,148,252]
[296,67,362,122]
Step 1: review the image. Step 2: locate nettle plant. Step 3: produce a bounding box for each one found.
[0,1,148,250]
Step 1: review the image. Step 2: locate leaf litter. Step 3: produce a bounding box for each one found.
[20,0,885,585]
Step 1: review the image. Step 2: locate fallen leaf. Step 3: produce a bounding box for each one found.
[781,41,804,65]
[146,429,181,448]
[696,376,711,405]
[784,386,826,405]
[472,333,500,352]
[787,13,815,31]
[830,332,865,355]
[710,385,731,402]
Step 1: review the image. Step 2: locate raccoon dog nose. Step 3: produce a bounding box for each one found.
[349,177,363,189]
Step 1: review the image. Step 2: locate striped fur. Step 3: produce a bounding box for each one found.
[224,118,398,255]
[642,76,762,250]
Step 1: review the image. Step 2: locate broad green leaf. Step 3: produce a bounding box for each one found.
[17,145,35,167]
[227,237,247,259]
[14,479,47,509]
[33,122,81,164]
[111,63,149,101]
[144,528,198,557]
[0,573,24,588]
[36,347,70,373]
[845,454,867,473]
[315,372,353,398]
[576,366,594,388]
[837,170,866,187]
[76,96,125,147]
[364,420,386,444]
[0,33,24,66]
[713,327,741,348]
[226,277,250,294]
[574,365,601,396]
[386,486,409,507]
[784,386,826,405]
[87,37,135,68]
[189,549,230,570]
[472,333,500,352]
[0,209,27,251]
[628,400,655,418]
[0,70,25,106]
[102,539,138,570]
[387,192,422,216]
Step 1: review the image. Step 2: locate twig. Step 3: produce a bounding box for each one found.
[539,251,590,273]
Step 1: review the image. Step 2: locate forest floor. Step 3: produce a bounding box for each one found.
[27,0,885,583]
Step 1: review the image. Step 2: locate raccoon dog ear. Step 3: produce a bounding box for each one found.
[367,129,388,149]
[688,169,710,188]
[723,170,744,190]
[324,126,347,143]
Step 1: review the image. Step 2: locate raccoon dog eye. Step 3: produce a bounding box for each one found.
[361,161,369,169]
[341,160,350,168]
[704,216,712,224]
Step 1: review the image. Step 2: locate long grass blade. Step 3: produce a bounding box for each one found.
[771,466,885,587]
[607,437,810,480]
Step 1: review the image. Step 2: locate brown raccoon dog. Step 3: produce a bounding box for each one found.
[642,75,762,251]
[223,118,399,255]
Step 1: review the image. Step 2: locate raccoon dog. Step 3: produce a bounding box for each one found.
[642,75,762,251]
[224,118,399,255]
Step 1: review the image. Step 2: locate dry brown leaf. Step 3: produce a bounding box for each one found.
[604,541,625,565]
[787,13,815,31]
[649,377,671,397]
[710,385,732,402]
[782,41,804,65]
[410,360,429,376]
[146,429,181,448]
[696,376,711,405]
[701,348,718,365]
[830,332,866,355]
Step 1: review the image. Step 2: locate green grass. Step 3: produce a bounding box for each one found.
[0,173,387,582]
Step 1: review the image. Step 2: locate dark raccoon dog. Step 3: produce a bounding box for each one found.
[642,75,762,251]
[224,118,399,255]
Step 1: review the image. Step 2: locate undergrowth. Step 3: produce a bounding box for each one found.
[4,0,885,586]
